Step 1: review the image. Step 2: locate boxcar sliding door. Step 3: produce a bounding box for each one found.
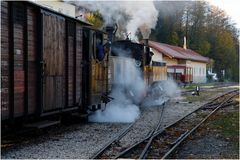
[42,11,65,112]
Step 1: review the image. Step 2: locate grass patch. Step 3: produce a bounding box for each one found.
[185,91,217,102]
[207,105,239,156]
[199,105,239,158]
[210,111,239,140]
[184,83,215,90]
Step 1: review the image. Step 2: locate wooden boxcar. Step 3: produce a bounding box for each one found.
[1,1,109,122]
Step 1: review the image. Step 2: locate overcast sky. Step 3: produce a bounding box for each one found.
[207,0,240,29]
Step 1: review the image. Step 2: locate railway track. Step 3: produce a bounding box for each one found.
[91,103,166,159]
[113,89,238,159]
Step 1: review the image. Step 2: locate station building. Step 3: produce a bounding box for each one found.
[148,40,209,84]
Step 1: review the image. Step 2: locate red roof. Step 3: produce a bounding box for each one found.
[147,40,209,63]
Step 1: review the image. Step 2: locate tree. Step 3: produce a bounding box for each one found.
[85,10,104,29]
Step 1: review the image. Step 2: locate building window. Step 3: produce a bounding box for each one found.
[199,68,201,75]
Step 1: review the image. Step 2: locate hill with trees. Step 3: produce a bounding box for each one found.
[150,1,239,82]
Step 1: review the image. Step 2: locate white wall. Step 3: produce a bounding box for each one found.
[151,48,163,62]
[151,47,178,65]
[187,60,207,83]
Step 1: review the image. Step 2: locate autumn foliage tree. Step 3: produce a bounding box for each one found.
[85,10,104,29]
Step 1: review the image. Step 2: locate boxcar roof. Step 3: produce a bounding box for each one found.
[83,26,107,34]
[145,40,209,63]
[27,1,92,26]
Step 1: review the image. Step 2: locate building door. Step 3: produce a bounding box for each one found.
[42,11,65,112]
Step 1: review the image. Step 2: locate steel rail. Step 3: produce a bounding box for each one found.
[161,90,239,159]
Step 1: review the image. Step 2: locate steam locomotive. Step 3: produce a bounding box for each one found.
[109,36,167,104]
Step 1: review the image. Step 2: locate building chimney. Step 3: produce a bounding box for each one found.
[183,36,187,50]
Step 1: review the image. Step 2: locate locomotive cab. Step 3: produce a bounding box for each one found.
[82,27,110,112]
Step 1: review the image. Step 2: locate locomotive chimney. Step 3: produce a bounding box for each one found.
[143,39,149,58]
[143,39,149,47]
[143,39,151,66]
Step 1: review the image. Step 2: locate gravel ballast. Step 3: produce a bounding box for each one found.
[2,86,237,159]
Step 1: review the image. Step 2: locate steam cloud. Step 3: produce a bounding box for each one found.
[88,55,179,123]
[67,1,158,40]
[89,57,146,123]
[141,80,179,107]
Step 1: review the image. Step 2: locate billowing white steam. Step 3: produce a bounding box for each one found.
[68,1,158,40]
[88,55,179,123]
[163,80,179,97]
[88,91,140,123]
[89,57,146,123]
[125,2,158,39]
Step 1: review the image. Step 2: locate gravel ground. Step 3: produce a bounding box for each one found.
[174,136,237,159]
[120,106,163,145]
[2,98,202,159]
[2,86,237,159]
[1,123,128,159]
[103,105,164,157]
[160,99,203,129]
